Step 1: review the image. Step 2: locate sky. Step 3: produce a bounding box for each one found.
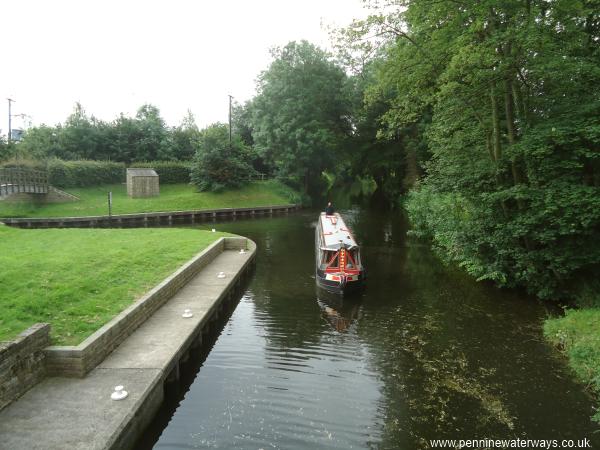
[0,0,369,134]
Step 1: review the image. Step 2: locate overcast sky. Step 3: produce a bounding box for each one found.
[0,0,368,134]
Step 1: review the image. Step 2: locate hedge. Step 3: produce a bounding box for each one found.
[1,159,191,187]
[48,160,125,187]
[130,161,191,184]
[0,159,45,171]
[0,159,124,187]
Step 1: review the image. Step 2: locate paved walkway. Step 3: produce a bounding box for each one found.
[0,248,252,450]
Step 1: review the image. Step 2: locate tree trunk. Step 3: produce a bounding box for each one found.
[505,76,532,249]
[403,148,419,191]
[490,83,502,162]
[490,85,509,217]
[504,77,522,186]
[511,80,527,129]
[504,80,517,147]
[486,130,495,162]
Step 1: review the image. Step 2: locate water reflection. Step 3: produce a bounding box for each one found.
[317,291,363,333]
[143,208,600,450]
[347,210,599,448]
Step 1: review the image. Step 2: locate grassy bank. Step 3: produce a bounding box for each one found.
[0,180,299,218]
[0,225,226,345]
[544,309,600,422]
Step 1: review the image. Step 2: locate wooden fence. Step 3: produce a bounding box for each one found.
[0,168,49,196]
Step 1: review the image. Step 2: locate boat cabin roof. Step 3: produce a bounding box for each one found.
[318,212,358,251]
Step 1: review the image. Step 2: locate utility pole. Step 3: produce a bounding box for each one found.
[7,98,14,144]
[228,94,233,149]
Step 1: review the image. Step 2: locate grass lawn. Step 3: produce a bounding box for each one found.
[544,308,600,422]
[0,180,298,218]
[0,225,227,345]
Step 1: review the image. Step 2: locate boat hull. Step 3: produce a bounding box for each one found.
[316,268,366,295]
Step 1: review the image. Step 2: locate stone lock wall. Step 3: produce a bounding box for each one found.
[45,237,248,378]
[0,323,50,411]
[0,236,253,413]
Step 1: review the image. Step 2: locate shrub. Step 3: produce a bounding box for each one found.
[1,159,193,187]
[1,159,125,187]
[544,309,600,423]
[0,158,45,171]
[130,161,191,184]
[191,124,256,192]
[262,179,304,205]
[406,179,600,300]
[47,160,125,187]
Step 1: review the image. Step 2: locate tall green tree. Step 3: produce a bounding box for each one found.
[131,104,174,161]
[251,40,351,196]
[190,123,255,192]
[15,125,62,160]
[342,62,429,201]
[232,100,271,175]
[14,104,202,163]
[104,113,139,162]
[60,103,98,159]
[338,0,600,299]
[171,110,200,161]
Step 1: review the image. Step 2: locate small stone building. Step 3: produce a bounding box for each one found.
[126,168,159,198]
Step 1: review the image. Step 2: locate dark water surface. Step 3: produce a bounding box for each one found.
[145,209,599,449]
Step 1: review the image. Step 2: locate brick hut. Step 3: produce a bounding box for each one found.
[126,168,159,198]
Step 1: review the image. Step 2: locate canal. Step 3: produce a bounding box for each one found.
[140,208,600,449]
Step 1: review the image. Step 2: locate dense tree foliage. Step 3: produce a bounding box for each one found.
[0,135,11,160]
[172,110,201,161]
[11,103,199,163]
[231,101,272,175]
[190,123,256,192]
[337,0,600,300]
[342,64,428,200]
[251,41,352,196]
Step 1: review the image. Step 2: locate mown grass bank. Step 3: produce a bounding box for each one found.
[0,180,299,218]
[544,309,600,422]
[0,225,226,345]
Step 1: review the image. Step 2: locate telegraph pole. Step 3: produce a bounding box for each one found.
[7,98,14,144]
[228,94,233,149]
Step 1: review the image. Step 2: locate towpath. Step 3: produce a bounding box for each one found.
[0,245,254,450]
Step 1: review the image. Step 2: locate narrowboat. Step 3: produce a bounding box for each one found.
[315,212,366,294]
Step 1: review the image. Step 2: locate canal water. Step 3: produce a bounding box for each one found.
[142,208,599,449]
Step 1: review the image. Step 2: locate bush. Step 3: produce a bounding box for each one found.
[1,159,193,187]
[262,179,304,205]
[47,160,125,187]
[191,124,256,192]
[2,159,125,187]
[405,185,490,280]
[406,179,600,300]
[130,161,191,184]
[0,158,45,171]
[544,309,600,423]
